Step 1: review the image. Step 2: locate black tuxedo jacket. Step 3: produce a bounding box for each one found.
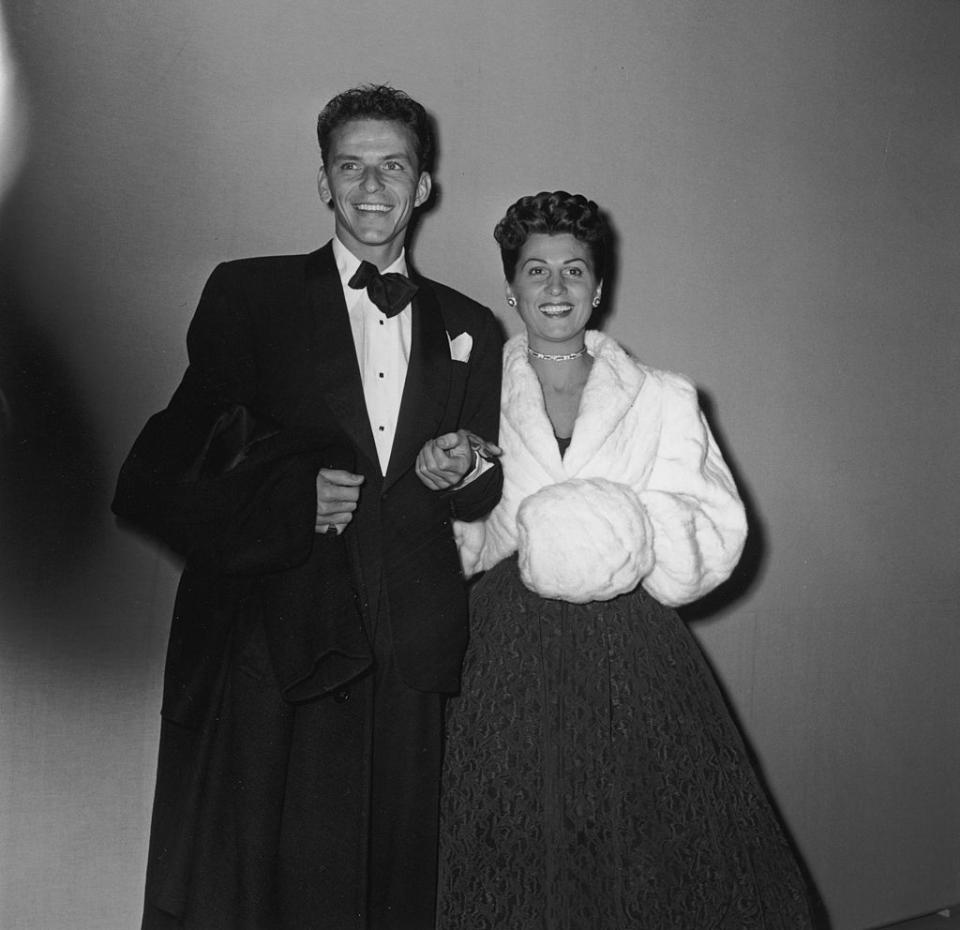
[115,243,503,713]
[113,243,503,926]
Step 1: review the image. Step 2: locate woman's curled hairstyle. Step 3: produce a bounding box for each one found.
[494,191,606,281]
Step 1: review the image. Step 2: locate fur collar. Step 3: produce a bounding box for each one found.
[501,330,647,480]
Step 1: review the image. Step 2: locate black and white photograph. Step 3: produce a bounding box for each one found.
[1,3,958,929]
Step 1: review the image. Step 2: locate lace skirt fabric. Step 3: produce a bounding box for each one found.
[437,557,814,930]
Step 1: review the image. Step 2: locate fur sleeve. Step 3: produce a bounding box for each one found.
[452,517,488,577]
[517,478,654,603]
[453,477,521,578]
[638,373,747,606]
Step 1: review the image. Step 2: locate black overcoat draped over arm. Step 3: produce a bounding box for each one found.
[113,244,503,929]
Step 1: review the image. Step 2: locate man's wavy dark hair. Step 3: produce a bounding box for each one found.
[316,84,434,174]
[493,191,606,281]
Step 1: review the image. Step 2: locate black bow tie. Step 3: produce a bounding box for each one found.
[347,260,418,318]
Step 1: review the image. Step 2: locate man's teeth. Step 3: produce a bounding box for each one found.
[356,204,391,212]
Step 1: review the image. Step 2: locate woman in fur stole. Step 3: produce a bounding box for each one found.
[437,191,816,929]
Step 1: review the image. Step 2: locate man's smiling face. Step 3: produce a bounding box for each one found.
[319,118,431,268]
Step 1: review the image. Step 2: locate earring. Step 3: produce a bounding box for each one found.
[592,295,601,308]
[507,297,517,307]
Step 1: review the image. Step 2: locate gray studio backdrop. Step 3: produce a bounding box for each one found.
[1,2,958,928]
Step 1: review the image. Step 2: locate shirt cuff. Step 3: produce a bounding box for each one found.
[454,448,492,490]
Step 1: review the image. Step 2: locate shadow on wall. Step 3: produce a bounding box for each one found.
[679,388,766,624]
[0,6,111,621]
[0,187,110,618]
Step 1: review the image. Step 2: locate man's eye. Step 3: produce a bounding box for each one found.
[384,161,404,170]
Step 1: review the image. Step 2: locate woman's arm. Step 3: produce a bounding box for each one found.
[638,372,747,606]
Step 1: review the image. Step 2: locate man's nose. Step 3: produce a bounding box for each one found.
[361,167,383,192]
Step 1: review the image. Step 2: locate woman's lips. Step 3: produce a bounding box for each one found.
[539,303,574,317]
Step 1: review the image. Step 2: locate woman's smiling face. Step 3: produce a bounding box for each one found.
[507,233,601,354]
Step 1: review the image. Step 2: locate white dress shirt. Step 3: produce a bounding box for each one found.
[333,237,412,474]
[332,237,486,485]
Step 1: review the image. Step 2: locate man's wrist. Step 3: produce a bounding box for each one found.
[455,448,481,486]
[453,447,494,490]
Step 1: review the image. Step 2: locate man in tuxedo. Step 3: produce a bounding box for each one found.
[113,85,503,930]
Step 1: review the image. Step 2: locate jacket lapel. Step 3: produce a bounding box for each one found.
[384,279,450,490]
[500,336,567,481]
[563,331,645,476]
[302,245,380,470]
[501,331,646,481]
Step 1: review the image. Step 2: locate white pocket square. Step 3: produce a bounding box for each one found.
[447,331,473,363]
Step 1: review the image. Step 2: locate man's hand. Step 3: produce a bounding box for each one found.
[415,430,501,491]
[315,468,365,535]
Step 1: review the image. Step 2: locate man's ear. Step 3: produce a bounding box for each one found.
[415,172,432,207]
[318,166,331,205]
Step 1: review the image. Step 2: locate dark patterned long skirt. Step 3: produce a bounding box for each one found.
[437,558,815,930]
